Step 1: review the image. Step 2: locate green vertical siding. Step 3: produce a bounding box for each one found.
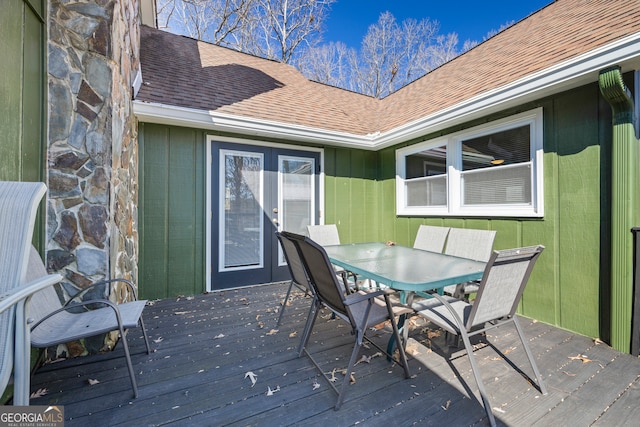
[322,84,609,340]
[0,0,46,248]
[139,124,205,299]
[324,147,379,242]
[138,80,613,342]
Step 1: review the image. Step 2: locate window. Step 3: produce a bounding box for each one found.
[396,108,543,217]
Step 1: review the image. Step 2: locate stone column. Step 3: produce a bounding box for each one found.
[47,0,140,354]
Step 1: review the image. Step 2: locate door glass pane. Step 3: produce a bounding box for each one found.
[220,151,263,270]
[279,156,314,234]
[279,156,314,263]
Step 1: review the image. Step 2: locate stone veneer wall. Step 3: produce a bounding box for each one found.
[47,0,140,355]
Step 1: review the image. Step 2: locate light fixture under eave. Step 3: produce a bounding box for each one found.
[490,159,505,165]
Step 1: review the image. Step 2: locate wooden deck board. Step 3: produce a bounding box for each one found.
[27,282,640,426]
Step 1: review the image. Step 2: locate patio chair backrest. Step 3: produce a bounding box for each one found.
[306,224,341,246]
[413,225,450,252]
[275,232,311,293]
[0,181,47,393]
[444,228,497,262]
[26,246,65,325]
[282,231,349,319]
[468,245,544,328]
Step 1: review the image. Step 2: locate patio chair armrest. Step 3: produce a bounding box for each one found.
[31,298,124,332]
[344,289,386,306]
[65,278,139,307]
[422,291,466,333]
[0,274,62,315]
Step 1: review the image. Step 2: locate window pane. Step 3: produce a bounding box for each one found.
[462,163,531,205]
[406,175,447,206]
[405,146,447,179]
[462,125,530,171]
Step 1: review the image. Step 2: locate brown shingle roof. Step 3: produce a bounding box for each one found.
[136,0,640,137]
[379,0,640,132]
[137,26,379,135]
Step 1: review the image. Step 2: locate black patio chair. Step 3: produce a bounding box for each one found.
[275,231,314,327]
[282,231,411,410]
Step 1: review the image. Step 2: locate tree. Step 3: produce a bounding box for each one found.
[295,41,354,89]
[299,12,450,98]
[255,0,336,63]
[157,0,335,64]
[157,0,256,47]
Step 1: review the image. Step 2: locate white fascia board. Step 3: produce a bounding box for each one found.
[374,32,640,149]
[134,32,640,150]
[133,101,378,149]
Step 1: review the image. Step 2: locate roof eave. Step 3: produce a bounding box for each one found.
[373,31,640,149]
[133,101,379,150]
[134,32,640,150]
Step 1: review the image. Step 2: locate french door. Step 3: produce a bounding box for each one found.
[210,141,320,290]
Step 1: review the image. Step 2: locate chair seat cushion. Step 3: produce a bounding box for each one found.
[31,300,147,347]
[412,296,471,335]
[347,291,412,328]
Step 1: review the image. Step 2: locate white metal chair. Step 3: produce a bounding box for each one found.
[413,225,450,252]
[27,246,151,398]
[443,228,496,298]
[306,224,341,246]
[284,231,411,410]
[412,245,546,427]
[306,224,364,290]
[0,181,62,406]
[0,181,61,405]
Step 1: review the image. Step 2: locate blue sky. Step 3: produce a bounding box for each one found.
[324,0,555,48]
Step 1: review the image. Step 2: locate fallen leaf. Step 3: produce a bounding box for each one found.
[245,371,258,387]
[355,352,383,365]
[441,400,451,410]
[562,371,576,376]
[594,338,605,345]
[30,388,48,399]
[266,385,280,396]
[88,378,100,385]
[266,329,279,336]
[153,337,164,343]
[312,381,321,390]
[328,368,338,383]
[568,354,592,363]
[214,333,225,339]
[289,331,297,338]
[425,328,441,339]
[257,321,265,329]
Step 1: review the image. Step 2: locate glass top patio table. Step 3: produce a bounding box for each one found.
[324,242,485,298]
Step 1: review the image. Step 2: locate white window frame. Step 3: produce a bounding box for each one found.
[396,108,544,218]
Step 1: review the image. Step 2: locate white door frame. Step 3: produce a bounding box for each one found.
[206,135,325,292]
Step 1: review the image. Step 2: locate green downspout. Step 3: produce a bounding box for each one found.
[599,66,639,352]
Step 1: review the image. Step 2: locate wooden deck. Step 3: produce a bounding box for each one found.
[29,282,640,426]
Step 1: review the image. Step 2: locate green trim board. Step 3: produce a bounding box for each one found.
[138,124,206,300]
[0,0,47,248]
